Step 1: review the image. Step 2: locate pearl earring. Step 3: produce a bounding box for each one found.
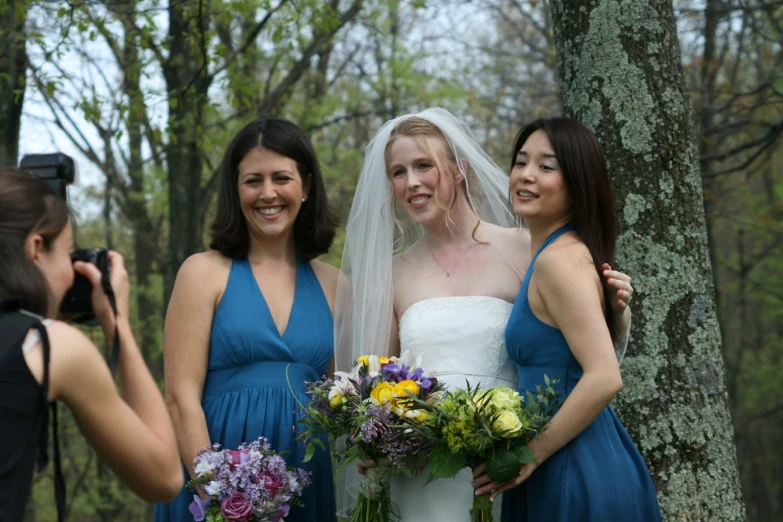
[302,197,307,202]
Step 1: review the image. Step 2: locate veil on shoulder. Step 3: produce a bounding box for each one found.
[331,107,515,515]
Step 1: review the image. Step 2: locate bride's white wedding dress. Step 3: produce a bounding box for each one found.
[391,296,516,521]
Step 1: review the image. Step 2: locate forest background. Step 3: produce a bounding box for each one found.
[1,0,781,520]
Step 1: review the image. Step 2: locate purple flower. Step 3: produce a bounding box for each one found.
[220,492,254,521]
[188,495,210,522]
[269,503,290,521]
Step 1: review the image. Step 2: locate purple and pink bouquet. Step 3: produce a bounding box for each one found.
[186,437,311,522]
[295,352,445,522]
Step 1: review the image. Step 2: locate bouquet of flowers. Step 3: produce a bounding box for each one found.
[405,376,562,522]
[186,437,311,522]
[295,352,445,522]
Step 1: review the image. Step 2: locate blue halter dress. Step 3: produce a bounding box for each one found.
[155,257,336,522]
[502,226,661,522]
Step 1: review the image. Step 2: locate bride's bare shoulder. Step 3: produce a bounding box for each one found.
[483,223,530,250]
[393,241,425,269]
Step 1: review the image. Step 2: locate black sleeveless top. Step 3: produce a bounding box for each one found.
[0,306,64,522]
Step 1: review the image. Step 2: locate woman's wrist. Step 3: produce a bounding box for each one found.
[101,315,131,347]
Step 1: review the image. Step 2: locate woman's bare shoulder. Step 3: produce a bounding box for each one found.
[310,259,340,302]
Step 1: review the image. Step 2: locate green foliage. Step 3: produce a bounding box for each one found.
[428,443,466,480]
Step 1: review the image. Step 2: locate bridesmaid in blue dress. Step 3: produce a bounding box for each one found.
[155,118,340,522]
[472,118,661,521]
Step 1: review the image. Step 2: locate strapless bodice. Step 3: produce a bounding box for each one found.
[399,296,517,392]
[393,296,515,521]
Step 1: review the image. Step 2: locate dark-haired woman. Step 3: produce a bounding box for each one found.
[472,119,661,521]
[0,169,182,521]
[154,119,339,522]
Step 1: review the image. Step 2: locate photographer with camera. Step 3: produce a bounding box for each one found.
[0,167,182,521]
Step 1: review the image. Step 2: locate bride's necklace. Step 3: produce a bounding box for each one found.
[423,235,475,278]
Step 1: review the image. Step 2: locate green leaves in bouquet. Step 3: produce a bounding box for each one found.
[485,447,521,483]
[303,436,326,463]
[427,443,466,483]
[512,443,536,465]
[205,502,223,522]
[524,374,562,422]
[484,443,536,482]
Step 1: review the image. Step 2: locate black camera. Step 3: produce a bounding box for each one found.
[19,153,110,324]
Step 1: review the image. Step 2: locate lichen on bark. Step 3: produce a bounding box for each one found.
[549,1,745,520]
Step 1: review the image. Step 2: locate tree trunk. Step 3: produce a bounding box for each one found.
[549,1,744,520]
[163,1,211,301]
[120,9,162,372]
[0,0,27,166]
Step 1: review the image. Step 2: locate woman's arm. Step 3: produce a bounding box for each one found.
[163,253,226,478]
[473,245,622,499]
[47,320,182,502]
[43,251,182,501]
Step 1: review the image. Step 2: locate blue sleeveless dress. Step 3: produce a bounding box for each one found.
[501,226,661,522]
[155,257,336,522]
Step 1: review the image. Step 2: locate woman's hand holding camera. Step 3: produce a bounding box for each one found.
[73,251,130,342]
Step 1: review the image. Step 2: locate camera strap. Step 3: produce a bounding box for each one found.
[101,272,120,376]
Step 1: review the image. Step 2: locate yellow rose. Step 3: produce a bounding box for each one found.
[370,382,396,405]
[393,380,421,410]
[329,393,344,408]
[492,411,523,438]
[394,380,421,398]
[356,355,370,366]
[379,356,391,365]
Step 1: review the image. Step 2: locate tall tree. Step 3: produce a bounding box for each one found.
[0,0,27,165]
[549,1,744,519]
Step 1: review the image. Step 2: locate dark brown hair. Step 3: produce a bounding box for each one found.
[511,118,618,339]
[0,168,70,316]
[209,118,338,260]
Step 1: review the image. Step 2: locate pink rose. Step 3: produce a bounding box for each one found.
[229,450,243,466]
[220,492,254,522]
[259,472,284,497]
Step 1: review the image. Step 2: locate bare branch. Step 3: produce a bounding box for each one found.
[701,120,783,168]
[257,0,364,115]
[207,0,291,81]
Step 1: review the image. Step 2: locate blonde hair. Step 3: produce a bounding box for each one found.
[383,117,483,249]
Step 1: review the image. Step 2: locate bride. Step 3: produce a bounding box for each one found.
[333,108,633,521]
